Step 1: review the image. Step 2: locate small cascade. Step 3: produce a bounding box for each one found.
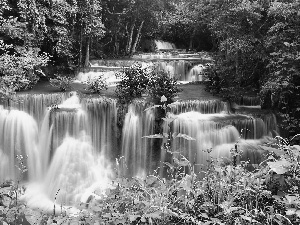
[156,99,278,175]
[78,44,214,82]
[50,108,88,153]
[82,98,118,157]
[2,93,69,124]
[50,93,88,151]
[187,64,205,81]
[0,93,114,210]
[155,60,192,80]
[160,111,240,174]
[38,109,52,177]
[0,108,41,182]
[154,40,176,50]
[237,96,260,106]
[76,71,121,85]
[121,102,155,177]
[169,100,230,114]
[43,135,112,205]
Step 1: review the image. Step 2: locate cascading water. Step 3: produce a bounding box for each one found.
[82,98,118,158]
[0,107,41,181]
[0,93,113,210]
[154,40,176,50]
[157,100,278,176]
[0,88,278,209]
[121,102,155,177]
[187,64,205,81]
[77,41,213,83]
[0,40,279,210]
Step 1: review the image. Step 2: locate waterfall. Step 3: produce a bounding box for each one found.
[0,86,279,208]
[155,60,191,80]
[187,64,205,81]
[156,100,278,176]
[236,96,261,106]
[43,135,112,205]
[169,100,230,114]
[121,102,155,177]
[82,98,118,157]
[154,40,176,50]
[78,46,213,82]
[0,93,114,208]
[0,108,41,182]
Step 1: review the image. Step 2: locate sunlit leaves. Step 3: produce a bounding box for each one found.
[267,160,292,174]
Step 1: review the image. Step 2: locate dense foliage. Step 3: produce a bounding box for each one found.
[49,75,73,92]
[115,64,180,105]
[197,0,300,137]
[84,76,108,94]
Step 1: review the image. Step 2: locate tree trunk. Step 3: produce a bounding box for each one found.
[114,34,119,55]
[131,21,144,54]
[84,36,90,67]
[126,22,136,55]
[79,24,83,67]
[189,27,196,50]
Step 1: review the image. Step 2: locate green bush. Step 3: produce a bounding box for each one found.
[0,41,49,98]
[115,63,150,104]
[49,75,73,92]
[115,63,180,105]
[84,76,108,94]
[147,71,181,105]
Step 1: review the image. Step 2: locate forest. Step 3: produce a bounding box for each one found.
[0,0,299,135]
[0,0,300,224]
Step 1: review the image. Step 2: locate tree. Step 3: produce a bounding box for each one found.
[102,0,171,56]
[0,0,49,98]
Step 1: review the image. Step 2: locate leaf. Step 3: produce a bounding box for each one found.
[144,105,161,111]
[240,215,258,223]
[267,160,292,174]
[163,162,174,170]
[175,133,196,141]
[1,195,11,207]
[146,175,159,186]
[141,216,146,222]
[286,208,296,216]
[129,215,139,222]
[24,208,43,225]
[142,134,164,138]
[260,145,285,156]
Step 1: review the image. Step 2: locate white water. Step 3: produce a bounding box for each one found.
[0,43,278,208]
[121,103,155,177]
[154,40,176,50]
[0,93,113,210]
[77,41,213,82]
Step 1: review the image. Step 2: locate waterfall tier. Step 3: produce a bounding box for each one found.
[0,92,278,207]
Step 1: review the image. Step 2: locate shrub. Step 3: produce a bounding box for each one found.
[115,63,150,104]
[0,41,49,98]
[115,63,180,105]
[147,71,181,105]
[49,75,72,92]
[84,76,108,94]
